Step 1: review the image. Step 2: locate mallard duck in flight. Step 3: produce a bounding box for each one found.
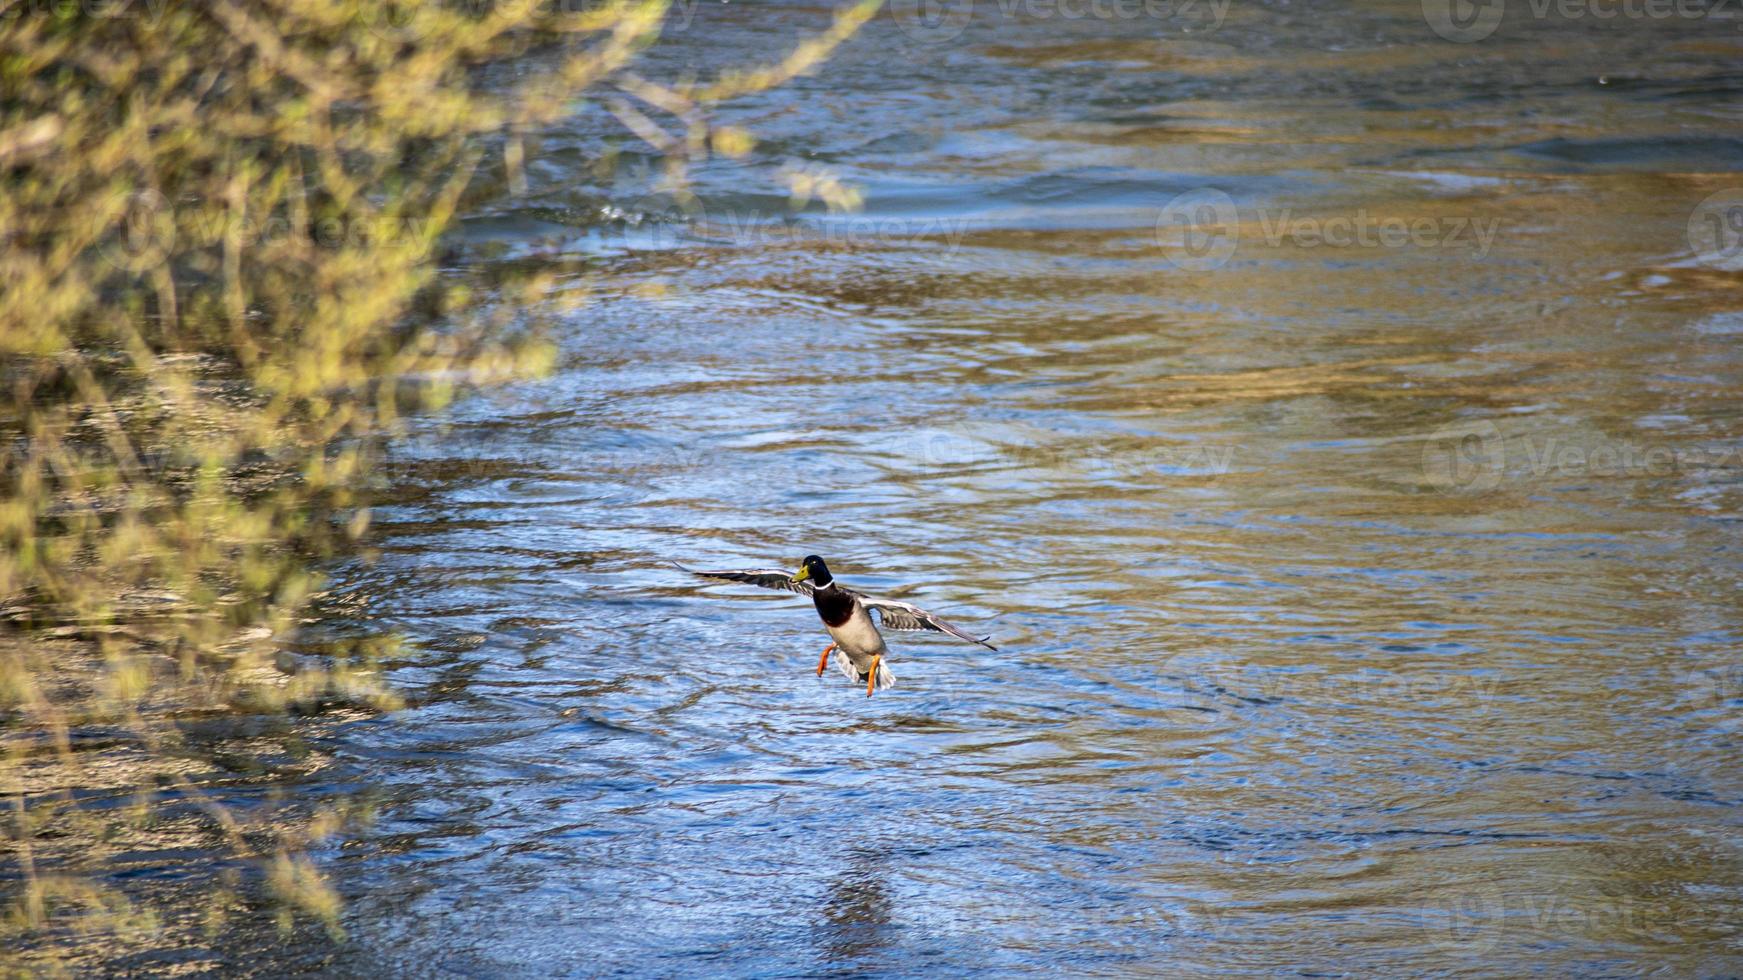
[677,556,996,696]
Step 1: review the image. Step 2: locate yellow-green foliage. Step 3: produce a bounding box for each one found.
[0,0,878,965]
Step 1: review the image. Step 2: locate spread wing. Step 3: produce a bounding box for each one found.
[858,596,997,650]
[673,562,815,597]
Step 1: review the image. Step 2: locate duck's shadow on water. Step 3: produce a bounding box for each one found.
[815,858,897,965]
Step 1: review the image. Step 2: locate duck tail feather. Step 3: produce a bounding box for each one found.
[833,650,895,691]
[833,649,859,684]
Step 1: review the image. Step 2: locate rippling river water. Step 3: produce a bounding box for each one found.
[215,1,1743,973]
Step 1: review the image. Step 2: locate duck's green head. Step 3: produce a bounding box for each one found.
[791,555,833,587]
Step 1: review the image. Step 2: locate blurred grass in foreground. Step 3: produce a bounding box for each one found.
[0,0,877,967]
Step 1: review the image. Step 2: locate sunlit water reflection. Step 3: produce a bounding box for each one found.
[234,0,1743,973]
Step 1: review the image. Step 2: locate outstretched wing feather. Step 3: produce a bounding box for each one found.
[860,596,997,650]
[673,562,815,597]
